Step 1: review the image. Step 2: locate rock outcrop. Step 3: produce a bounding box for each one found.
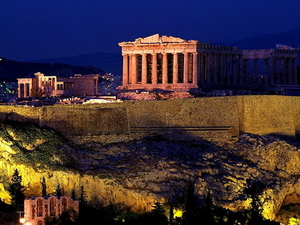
[0,122,300,223]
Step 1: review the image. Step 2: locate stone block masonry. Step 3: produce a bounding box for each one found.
[0,95,298,143]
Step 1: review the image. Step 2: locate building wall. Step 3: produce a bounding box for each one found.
[17,74,99,98]
[0,96,299,143]
[24,196,79,225]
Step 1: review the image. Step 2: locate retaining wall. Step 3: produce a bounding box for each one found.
[0,96,298,143]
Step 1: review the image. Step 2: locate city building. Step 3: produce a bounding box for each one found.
[22,196,79,225]
[118,34,298,95]
[17,72,99,98]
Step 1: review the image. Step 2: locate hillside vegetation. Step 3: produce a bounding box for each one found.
[0,121,300,223]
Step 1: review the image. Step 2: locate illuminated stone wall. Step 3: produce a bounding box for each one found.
[24,196,79,225]
[0,95,299,143]
[238,95,296,137]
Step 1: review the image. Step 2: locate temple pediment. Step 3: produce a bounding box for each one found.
[134,34,187,44]
[119,34,199,46]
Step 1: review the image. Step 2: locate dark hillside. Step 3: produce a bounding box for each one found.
[0,57,105,82]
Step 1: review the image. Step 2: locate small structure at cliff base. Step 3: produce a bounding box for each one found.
[22,196,79,225]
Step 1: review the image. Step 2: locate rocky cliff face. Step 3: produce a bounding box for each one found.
[0,122,299,223]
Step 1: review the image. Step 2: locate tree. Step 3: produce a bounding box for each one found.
[45,208,78,225]
[9,169,25,209]
[245,180,280,225]
[71,189,76,200]
[169,202,174,225]
[182,180,199,225]
[79,186,87,206]
[41,177,47,196]
[197,192,216,225]
[54,183,63,196]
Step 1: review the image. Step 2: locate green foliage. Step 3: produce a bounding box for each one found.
[79,186,87,206]
[41,177,47,196]
[71,189,76,200]
[45,208,78,225]
[148,202,168,225]
[54,183,64,196]
[0,121,76,170]
[9,169,25,210]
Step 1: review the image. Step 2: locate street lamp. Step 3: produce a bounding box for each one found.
[17,211,24,225]
[19,217,25,224]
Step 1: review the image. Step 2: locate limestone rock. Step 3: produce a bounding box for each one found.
[1,122,300,223]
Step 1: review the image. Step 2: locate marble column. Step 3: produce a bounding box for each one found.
[275,58,281,84]
[18,83,21,98]
[162,53,168,84]
[263,59,268,86]
[173,53,178,84]
[200,53,205,83]
[183,52,189,84]
[213,54,218,83]
[244,59,250,84]
[233,55,238,85]
[122,54,129,86]
[193,52,198,85]
[206,54,211,83]
[253,58,258,84]
[141,53,147,84]
[281,58,287,84]
[269,58,275,86]
[293,58,298,85]
[152,54,158,85]
[131,54,137,84]
[220,54,225,84]
[24,83,27,97]
[288,58,293,85]
[238,56,244,84]
[226,55,231,84]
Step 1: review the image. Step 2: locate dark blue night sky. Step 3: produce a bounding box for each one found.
[1,0,300,61]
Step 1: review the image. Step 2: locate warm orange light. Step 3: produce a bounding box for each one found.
[20,217,26,223]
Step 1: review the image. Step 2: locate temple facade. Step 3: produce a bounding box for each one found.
[23,196,79,225]
[118,34,298,93]
[17,72,99,98]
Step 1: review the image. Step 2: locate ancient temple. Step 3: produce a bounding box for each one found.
[118,34,298,94]
[17,72,99,98]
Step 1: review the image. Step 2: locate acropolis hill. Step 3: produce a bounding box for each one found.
[1,95,299,143]
[2,96,300,223]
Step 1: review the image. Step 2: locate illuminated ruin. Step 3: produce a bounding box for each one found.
[23,196,79,225]
[17,72,99,98]
[118,34,298,94]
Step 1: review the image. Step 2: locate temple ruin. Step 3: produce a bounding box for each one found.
[17,72,99,98]
[118,34,298,94]
[23,196,79,225]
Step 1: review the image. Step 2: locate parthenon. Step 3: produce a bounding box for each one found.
[118,34,298,93]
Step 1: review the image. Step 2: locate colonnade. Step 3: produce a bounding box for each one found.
[122,52,198,87]
[242,57,298,86]
[119,35,298,92]
[18,82,31,98]
[121,52,298,90]
[121,51,247,89]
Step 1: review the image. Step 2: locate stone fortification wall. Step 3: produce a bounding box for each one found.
[0,96,298,143]
[238,95,296,137]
